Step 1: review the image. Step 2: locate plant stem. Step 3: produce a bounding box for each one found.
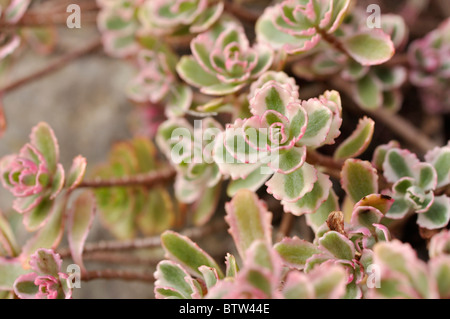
[277,213,295,241]
[77,167,177,188]
[83,252,160,266]
[58,219,227,257]
[0,38,102,94]
[82,269,155,283]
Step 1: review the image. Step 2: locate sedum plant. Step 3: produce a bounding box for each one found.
[1,0,450,300]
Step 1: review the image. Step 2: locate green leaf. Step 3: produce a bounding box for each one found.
[383,149,419,183]
[137,188,175,235]
[0,211,19,257]
[319,231,355,260]
[30,122,59,174]
[22,196,54,232]
[0,258,29,290]
[306,190,340,232]
[430,257,450,299]
[66,156,87,190]
[354,74,383,110]
[176,56,220,88]
[161,231,223,278]
[334,117,375,160]
[386,196,411,219]
[225,253,239,278]
[342,30,395,66]
[225,190,272,260]
[68,192,96,273]
[227,166,271,197]
[274,237,321,270]
[417,195,450,230]
[192,183,221,226]
[341,159,378,203]
[154,260,198,299]
[425,145,450,188]
[299,99,333,147]
[49,164,65,199]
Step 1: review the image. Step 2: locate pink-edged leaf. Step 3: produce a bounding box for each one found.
[22,196,54,232]
[266,162,317,203]
[374,240,437,299]
[225,189,272,260]
[13,272,39,298]
[29,248,62,276]
[425,143,450,188]
[341,159,378,203]
[372,140,400,171]
[429,256,450,299]
[383,148,420,183]
[30,122,59,174]
[12,194,44,215]
[68,192,96,274]
[282,271,315,299]
[354,194,394,216]
[226,165,271,197]
[66,156,87,190]
[161,231,223,278]
[225,253,239,278]
[20,196,65,268]
[281,171,332,216]
[414,163,437,191]
[386,196,411,219]
[0,211,19,257]
[429,229,450,259]
[319,231,355,260]
[192,183,221,226]
[4,0,31,24]
[298,98,333,147]
[306,189,340,232]
[342,29,395,66]
[154,260,202,299]
[274,237,321,270]
[0,257,30,291]
[245,240,282,277]
[49,163,65,200]
[417,195,450,230]
[334,117,375,160]
[199,265,219,290]
[351,206,384,231]
[308,262,348,299]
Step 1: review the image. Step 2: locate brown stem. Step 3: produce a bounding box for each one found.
[224,1,259,23]
[277,213,295,241]
[0,38,102,94]
[317,29,349,56]
[58,219,227,257]
[77,167,176,189]
[83,252,160,266]
[82,269,154,283]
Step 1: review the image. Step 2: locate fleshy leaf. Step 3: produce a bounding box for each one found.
[383,148,420,183]
[281,172,332,216]
[299,99,333,147]
[30,122,59,174]
[29,248,62,277]
[154,260,200,299]
[12,272,38,299]
[319,231,355,260]
[425,144,450,188]
[192,183,221,226]
[225,253,239,278]
[306,190,340,232]
[22,196,54,232]
[310,263,348,299]
[417,195,450,230]
[49,164,65,200]
[225,190,272,260]
[274,237,321,270]
[227,166,271,197]
[334,117,375,160]
[161,231,223,278]
[0,258,30,291]
[67,192,96,274]
[372,141,400,171]
[282,271,315,299]
[342,30,395,66]
[266,163,317,203]
[66,156,87,190]
[430,256,450,299]
[176,56,220,88]
[354,74,383,110]
[20,196,65,268]
[341,159,378,203]
[199,266,219,290]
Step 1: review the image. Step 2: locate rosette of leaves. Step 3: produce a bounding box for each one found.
[138,0,224,36]
[97,0,142,57]
[154,190,349,299]
[408,18,450,114]
[292,10,404,111]
[126,48,193,117]
[157,118,223,225]
[0,122,86,232]
[367,238,450,299]
[276,191,393,299]
[94,137,175,239]
[256,0,351,54]
[373,143,450,230]
[214,80,343,216]
[13,249,72,299]
[177,20,274,95]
